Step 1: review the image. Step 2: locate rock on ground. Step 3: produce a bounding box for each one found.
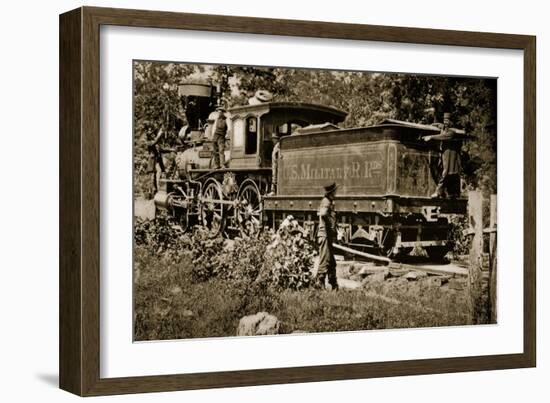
[362,270,389,284]
[134,198,156,220]
[237,312,280,336]
[337,278,362,290]
[403,271,428,281]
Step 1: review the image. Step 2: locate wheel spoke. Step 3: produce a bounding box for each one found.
[201,181,225,235]
[237,181,263,237]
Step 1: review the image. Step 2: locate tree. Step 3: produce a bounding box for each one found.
[133,61,497,195]
[384,75,497,193]
[134,61,197,142]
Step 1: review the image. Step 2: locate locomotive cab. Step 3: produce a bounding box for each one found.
[227,102,347,170]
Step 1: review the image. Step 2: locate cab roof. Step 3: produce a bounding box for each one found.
[228,102,347,124]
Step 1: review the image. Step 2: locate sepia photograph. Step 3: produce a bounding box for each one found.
[132,61,498,341]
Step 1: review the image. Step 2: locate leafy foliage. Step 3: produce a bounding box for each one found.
[260,216,316,290]
[133,61,196,142]
[134,213,188,262]
[180,227,228,282]
[133,62,197,196]
[384,75,497,194]
[134,215,316,291]
[447,214,472,258]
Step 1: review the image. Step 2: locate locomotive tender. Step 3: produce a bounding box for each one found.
[153,83,467,260]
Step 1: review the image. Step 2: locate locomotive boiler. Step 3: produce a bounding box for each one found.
[153,82,467,260]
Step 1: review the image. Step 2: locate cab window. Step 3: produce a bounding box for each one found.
[245,117,258,154]
[277,121,305,136]
[277,123,289,135]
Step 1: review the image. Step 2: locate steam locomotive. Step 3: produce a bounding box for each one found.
[153,82,467,260]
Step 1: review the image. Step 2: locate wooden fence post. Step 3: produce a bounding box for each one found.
[488,194,497,323]
[468,190,484,324]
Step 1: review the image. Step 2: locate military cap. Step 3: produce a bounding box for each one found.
[323,182,338,194]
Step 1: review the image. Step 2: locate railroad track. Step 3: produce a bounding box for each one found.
[333,242,469,277]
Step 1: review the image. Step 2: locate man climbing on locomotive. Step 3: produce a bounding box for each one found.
[146,126,168,196]
[316,182,339,291]
[424,112,462,198]
[212,107,228,169]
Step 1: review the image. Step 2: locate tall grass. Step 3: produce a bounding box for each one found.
[134,244,470,340]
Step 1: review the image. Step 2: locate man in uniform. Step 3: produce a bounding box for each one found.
[146,126,166,196]
[316,182,339,290]
[424,112,462,198]
[269,134,281,195]
[212,107,228,169]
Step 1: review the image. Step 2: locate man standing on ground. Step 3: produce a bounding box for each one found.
[424,112,462,198]
[212,107,228,169]
[317,182,339,290]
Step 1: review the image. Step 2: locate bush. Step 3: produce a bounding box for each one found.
[448,214,471,258]
[134,213,318,334]
[134,213,190,262]
[259,216,317,291]
[136,215,319,292]
[211,216,316,291]
[182,227,227,282]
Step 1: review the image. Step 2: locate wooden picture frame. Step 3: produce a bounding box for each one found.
[59,6,536,396]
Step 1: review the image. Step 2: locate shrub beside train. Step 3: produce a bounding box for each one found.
[152,83,467,260]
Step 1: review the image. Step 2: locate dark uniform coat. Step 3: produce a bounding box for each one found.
[212,116,227,168]
[430,128,462,197]
[439,130,461,176]
[317,196,338,288]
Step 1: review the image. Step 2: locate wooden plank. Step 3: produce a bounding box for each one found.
[468,190,484,324]
[489,194,497,323]
[389,262,468,277]
[489,194,497,250]
[81,6,102,395]
[523,34,536,368]
[59,8,83,396]
[332,243,392,264]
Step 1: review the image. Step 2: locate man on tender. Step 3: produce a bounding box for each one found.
[424,112,462,198]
